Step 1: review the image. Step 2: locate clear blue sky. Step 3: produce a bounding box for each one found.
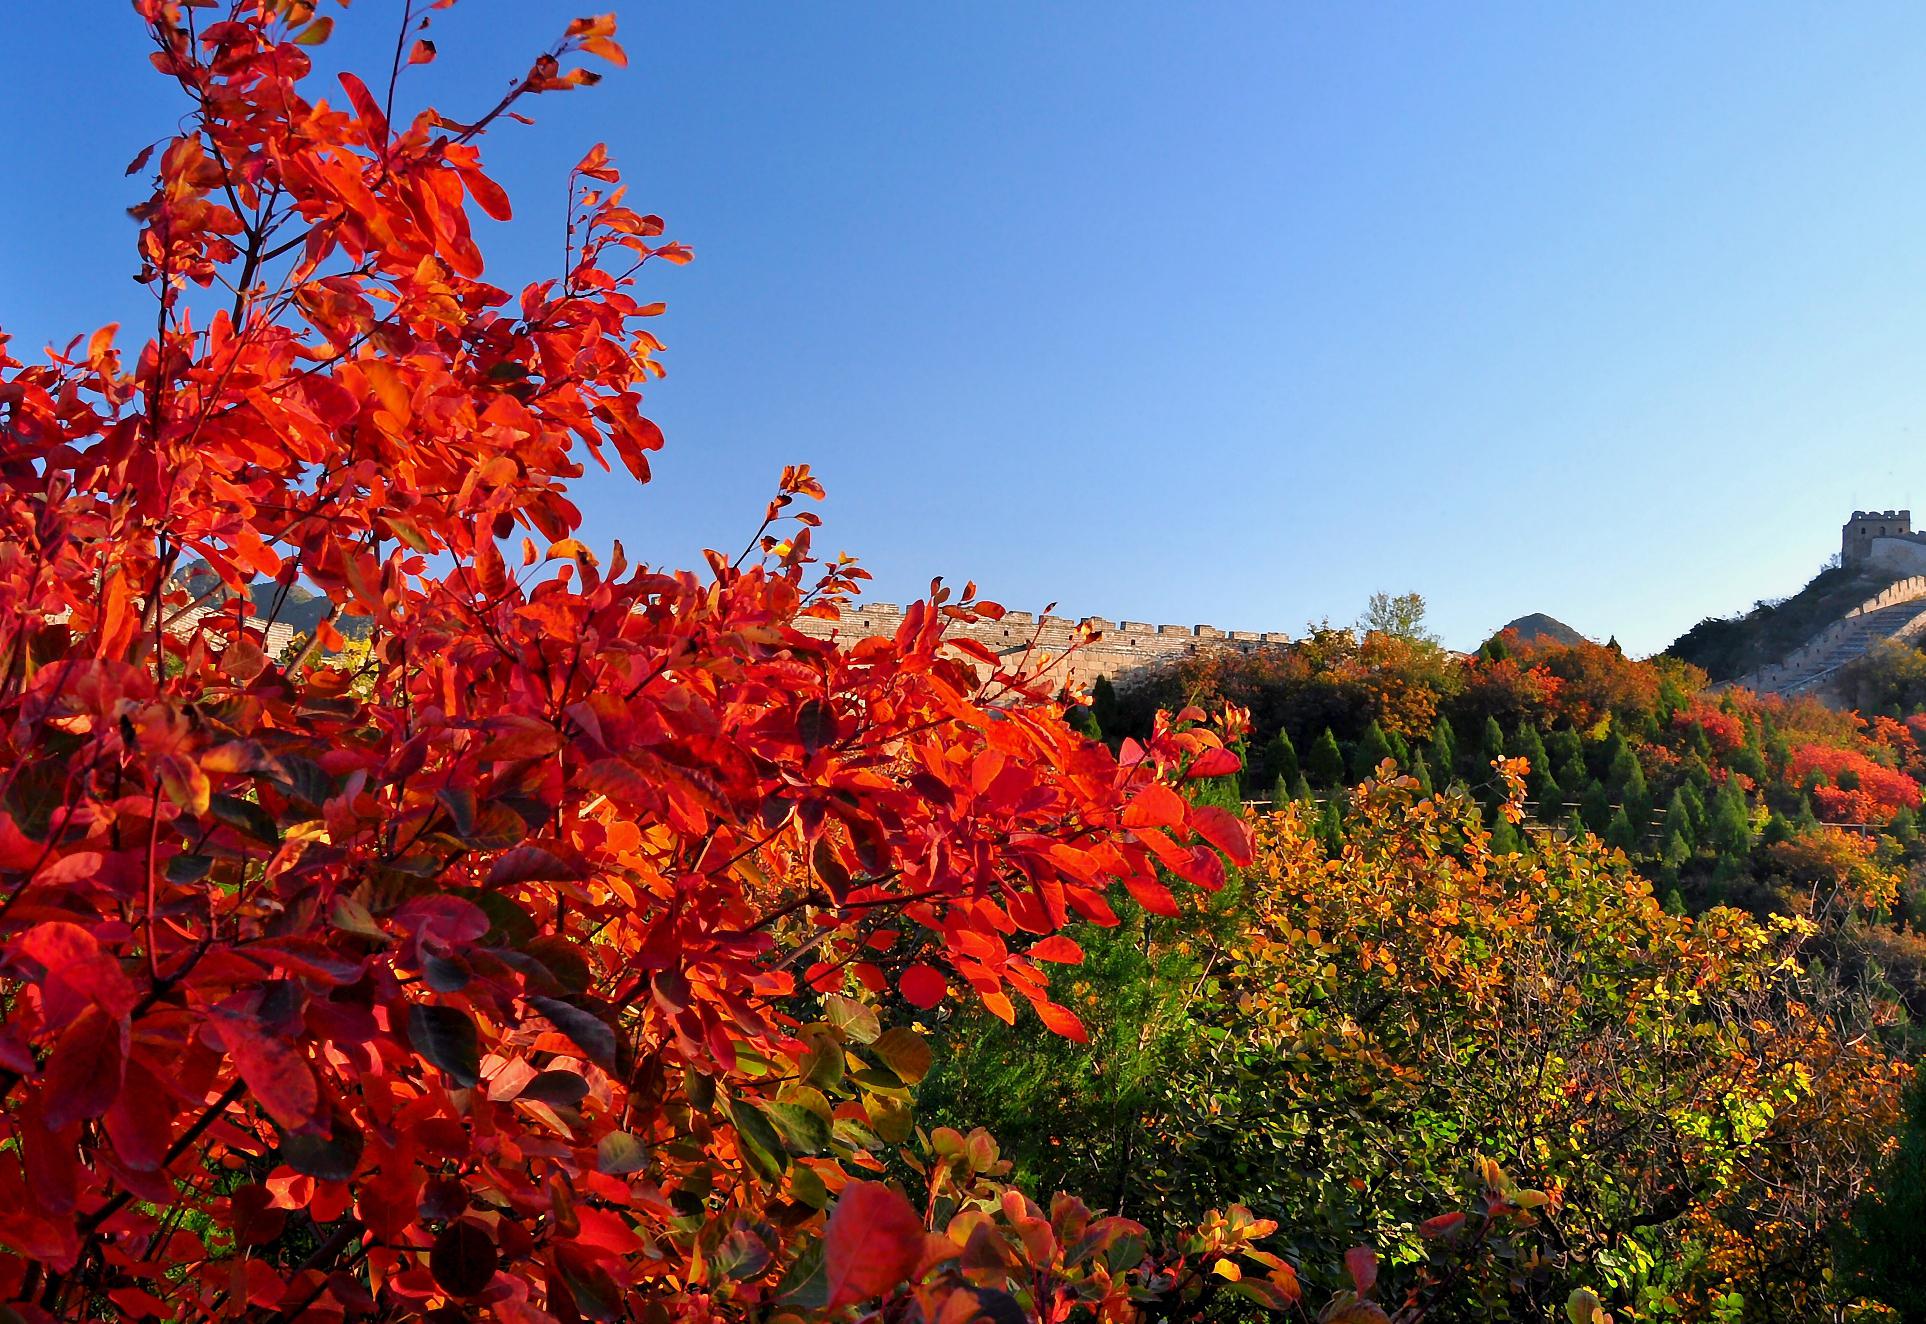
[7,3,1926,655]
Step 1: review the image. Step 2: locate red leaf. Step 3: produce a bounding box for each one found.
[899,964,947,1009]
[1026,935,1083,964]
[1033,1000,1088,1043]
[42,1005,124,1130]
[823,1182,925,1308]
[213,1014,319,1130]
[1121,783,1186,830]
[1345,1246,1378,1297]
[1187,804,1254,866]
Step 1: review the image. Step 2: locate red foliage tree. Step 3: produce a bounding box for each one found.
[1788,745,1923,825]
[0,5,1251,1318]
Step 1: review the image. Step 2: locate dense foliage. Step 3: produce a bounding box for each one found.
[0,5,1917,1322]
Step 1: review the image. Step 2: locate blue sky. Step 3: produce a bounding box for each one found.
[7,3,1926,654]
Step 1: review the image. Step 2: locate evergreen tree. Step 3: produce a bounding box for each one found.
[1893,807,1920,848]
[1607,744,1649,818]
[1307,728,1346,789]
[1067,705,1102,742]
[1662,885,1688,915]
[1387,729,1412,768]
[1268,775,1291,811]
[1708,781,1753,857]
[1662,788,1698,852]
[1556,754,1590,810]
[1090,675,1121,742]
[1427,717,1458,780]
[1662,830,1691,870]
[1487,804,1524,855]
[1510,721,1549,777]
[1605,805,1638,854]
[1565,806,1588,842]
[1290,773,1313,803]
[1759,810,1792,847]
[1410,749,1435,796]
[1352,720,1395,782]
[1581,780,1614,835]
[1546,727,1584,772]
[1795,793,1821,834]
[1260,728,1299,787]
[1480,716,1506,772]
[1315,797,1344,856]
[1526,760,1561,814]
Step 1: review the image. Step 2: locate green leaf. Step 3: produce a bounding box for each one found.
[596,1130,648,1175]
[760,1101,831,1155]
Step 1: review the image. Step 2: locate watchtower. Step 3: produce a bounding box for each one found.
[1843,509,1914,567]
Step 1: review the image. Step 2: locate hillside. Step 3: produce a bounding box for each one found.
[1500,612,1587,648]
[1666,563,1905,682]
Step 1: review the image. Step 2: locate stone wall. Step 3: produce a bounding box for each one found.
[791,602,1289,694]
[1867,533,1926,577]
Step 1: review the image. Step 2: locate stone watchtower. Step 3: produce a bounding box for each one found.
[1843,509,1913,567]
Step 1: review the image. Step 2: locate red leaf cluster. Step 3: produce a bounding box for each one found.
[0,5,1247,1318]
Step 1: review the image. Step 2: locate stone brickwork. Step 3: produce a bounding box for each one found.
[791,602,1288,694]
[1844,509,1915,566]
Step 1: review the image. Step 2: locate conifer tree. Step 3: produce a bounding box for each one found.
[1090,674,1121,740]
[1607,744,1649,818]
[1316,797,1345,855]
[1581,780,1614,834]
[1556,753,1590,809]
[1606,805,1639,854]
[1352,720,1395,782]
[1510,722,1549,778]
[1709,781,1753,857]
[1760,810,1792,847]
[1481,716,1507,772]
[1387,728,1412,768]
[1663,788,1698,852]
[1662,830,1691,871]
[1261,728,1300,787]
[1427,717,1458,780]
[1796,792,1822,833]
[1307,727,1346,788]
[1269,775,1291,811]
[1488,805,1524,854]
[1410,749,1435,796]
[1068,705,1103,742]
[1566,806,1589,842]
[1290,772,1314,803]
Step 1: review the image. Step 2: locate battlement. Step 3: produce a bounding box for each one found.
[1844,509,1917,567]
[791,602,1292,690]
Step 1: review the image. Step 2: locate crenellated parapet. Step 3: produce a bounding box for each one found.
[791,602,1291,692]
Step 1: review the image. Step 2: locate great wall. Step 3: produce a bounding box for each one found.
[157,510,1926,705]
[791,603,1290,693]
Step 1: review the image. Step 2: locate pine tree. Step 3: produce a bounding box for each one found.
[1090,675,1121,741]
[1307,728,1346,788]
[1510,721,1549,775]
[1352,720,1395,782]
[1662,830,1691,870]
[1427,717,1458,781]
[1067,705,1103,742]
[1663,788,1698,852]
[1565,807,1588,841]
[1260,728,1299,787]
[1410,749,1435,796]
[1387,729,1411,768]
[1480,716,1506,773]
[1268,775,1291,811]
[1795,793,1821,833]
[1316,797,1344,856]
[1581,779,1614,834]
[1556,753,1589,810]
[1290,773,1313,803]
[1605,805,1638,854]
[1607,744,1648,818]
[1708,781,1753,857]
[1488,806,1524,855]
[1759,810,1792,847]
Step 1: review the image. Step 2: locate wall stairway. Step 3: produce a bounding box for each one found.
[1735,575,1926,700]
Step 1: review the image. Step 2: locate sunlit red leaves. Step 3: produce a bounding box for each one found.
[824,1182,927,1308]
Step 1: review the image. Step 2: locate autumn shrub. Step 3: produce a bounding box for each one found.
[0,4,1368,1320]
[931,764,1909,1321]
